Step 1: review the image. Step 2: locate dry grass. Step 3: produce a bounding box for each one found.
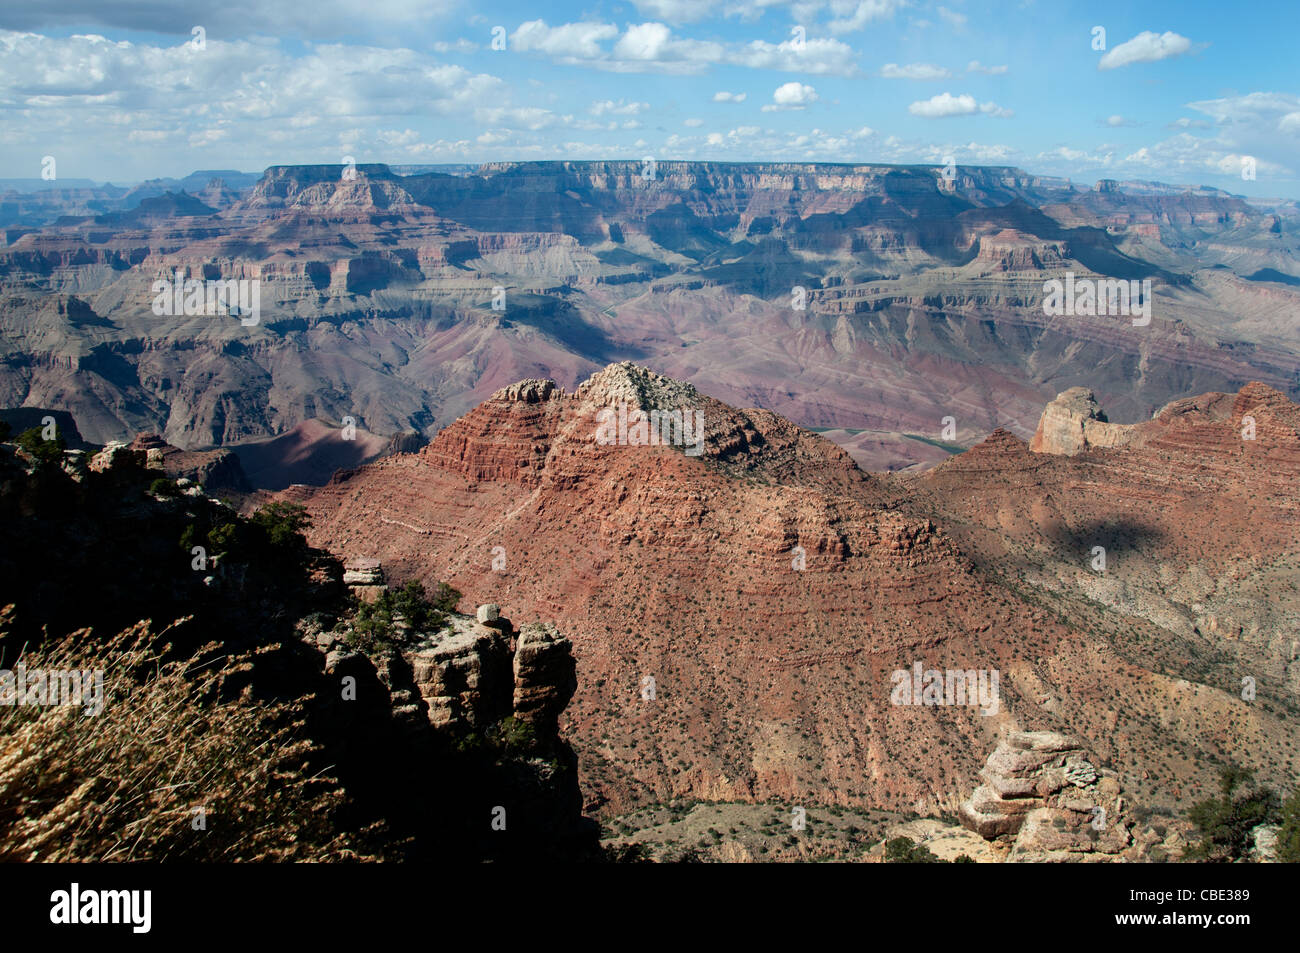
[0,605,378,861]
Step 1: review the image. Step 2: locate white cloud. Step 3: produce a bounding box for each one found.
[509,19,854,75]
[512,20,620,59]
[432,39,477,53]
[713,91,747,102]
[1104,115,1139,127]
[729,36,858,74]
[1098,31,1193,70]
[0,30,547,178]
[824,0,905,35]
[880,62,951,80]
[590,99,650,116]
[683,117,704,127]
[937,6,967,28]
[762,81,818,111]
[613,22,673,60]
[1036,145,1115,167]
[908,92,1011,118]
[1120,134,1289,179]
[1187,91,1300,125]
[967,60,1007,75]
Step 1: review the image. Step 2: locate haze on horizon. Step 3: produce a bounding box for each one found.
[1,0,1298,199]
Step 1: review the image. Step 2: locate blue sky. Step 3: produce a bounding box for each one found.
[2,0,1298,197]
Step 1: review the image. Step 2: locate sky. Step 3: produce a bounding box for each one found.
[2,0,1298,197]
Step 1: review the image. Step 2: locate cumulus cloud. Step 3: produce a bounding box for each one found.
[823,0,906,35]
[0,30,540,178]
[908,92,1011,118]
[967,60,1007,75]
[713,91,747,102]
[1187,91,1300,125]
[512,20,620,60]
[590,99,649,116]
[1121,134,1288,179]
[762,81,818,111]
[509,19,855,75]
[880,62,951,80]
[728,36,858,74]
[1098,31,1193,70]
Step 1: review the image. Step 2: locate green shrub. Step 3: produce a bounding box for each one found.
[16,427,65,466]
[250,502,311,550]
[1277,787,1300,863]
[885,836,943,863]
[349,580,460,652]
[1187,766,1280,862]
[149,477,179,498]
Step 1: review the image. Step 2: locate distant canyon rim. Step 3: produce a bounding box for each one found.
[2,159,1297,481]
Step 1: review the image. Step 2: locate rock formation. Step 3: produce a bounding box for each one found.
[1028,387,1136,455]
[128,432,252,491]
[960,730,1132,860]
[513,622,578,738]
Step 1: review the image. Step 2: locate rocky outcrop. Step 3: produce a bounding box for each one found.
[576,361,700,411]
[321,602,580,746]
[960,730,1133,861]
[1029,388,1136,455]
[513,622,577,737]
[87,440,148,474]
[492,379,560,403]
[407,616,515,731]
[129,432,252,492]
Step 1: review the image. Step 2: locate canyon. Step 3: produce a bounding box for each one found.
[2,161,1297,483]
[3,160,1297,859]
[282,361,1300,827]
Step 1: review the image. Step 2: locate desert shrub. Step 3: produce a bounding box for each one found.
[884,836,943,863]
[0,607,375,861]
[1277,787,1300,863]
[15,427,64,466]
[250,501,312,550]
[1186,766,1280,862]
[350,580,459,652]
[605,841,650,863]
[148,477,179,498]
[497,715,537,753]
